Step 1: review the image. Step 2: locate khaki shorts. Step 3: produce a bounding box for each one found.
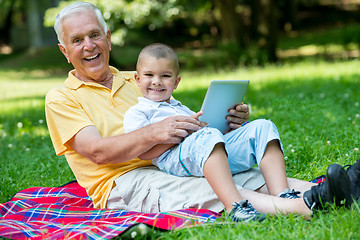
[107,166,265,213]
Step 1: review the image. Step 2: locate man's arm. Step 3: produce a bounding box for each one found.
[68,115,201,165]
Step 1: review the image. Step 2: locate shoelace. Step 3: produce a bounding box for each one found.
[230,200,266,222]
[278,189,301,199]
[232,200,257,214]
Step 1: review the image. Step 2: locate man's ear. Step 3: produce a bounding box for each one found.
[174,75,181,90]
[58,44,70,63]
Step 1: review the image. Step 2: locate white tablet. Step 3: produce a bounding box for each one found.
[198,80,249,134]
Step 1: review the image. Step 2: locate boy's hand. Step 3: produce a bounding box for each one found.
[227,103,250,130]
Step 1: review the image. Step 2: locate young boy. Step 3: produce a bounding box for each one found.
[123,43,351,222]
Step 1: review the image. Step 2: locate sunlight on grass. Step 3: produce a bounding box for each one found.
[278,43,360,58]
[0,98,44,112]
[178,59,360,92]
[0,78,63,101]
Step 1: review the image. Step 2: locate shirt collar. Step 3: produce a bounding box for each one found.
[64,66,132,90]
[137,97,182,108]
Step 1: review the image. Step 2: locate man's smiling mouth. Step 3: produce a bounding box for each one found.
[84,54,100,62]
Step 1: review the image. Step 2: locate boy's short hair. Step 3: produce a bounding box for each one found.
[137,43,180,74]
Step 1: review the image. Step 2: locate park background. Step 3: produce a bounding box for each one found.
[0,0,359,239]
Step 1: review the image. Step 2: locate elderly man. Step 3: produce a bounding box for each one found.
[45,1,359,220]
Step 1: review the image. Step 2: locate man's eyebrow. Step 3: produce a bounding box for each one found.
[69,34,80,40]
[69,29,102,39]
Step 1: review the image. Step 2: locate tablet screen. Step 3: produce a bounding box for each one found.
[198,80,249,134]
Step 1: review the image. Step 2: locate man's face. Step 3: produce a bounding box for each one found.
[59,11,111,82]
[135,56,180,103]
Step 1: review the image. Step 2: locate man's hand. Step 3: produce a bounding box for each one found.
[149,114,202,144]
[137,115,202,160]
[191,111,208,129]
[226,103,250,130]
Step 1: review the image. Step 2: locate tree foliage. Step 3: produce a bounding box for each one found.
[44,0,186,46]
[42,0,360,65]
[43,0,282,63]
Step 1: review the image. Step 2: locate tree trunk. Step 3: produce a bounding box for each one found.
[253,0,278,62]
[0,0,16,45]
[284,0,298,30]
[26,0,43,49]
[212,0,244,48]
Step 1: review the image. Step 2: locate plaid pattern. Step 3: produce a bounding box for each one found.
[310,175,326,184]
[0,181,218,239]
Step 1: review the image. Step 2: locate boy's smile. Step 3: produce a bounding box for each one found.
[135,56,180,103]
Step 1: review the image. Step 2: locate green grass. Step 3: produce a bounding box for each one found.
[0,59,359,239]
[0,71,72,200]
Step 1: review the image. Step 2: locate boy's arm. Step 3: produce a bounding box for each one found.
[138,143,176,160]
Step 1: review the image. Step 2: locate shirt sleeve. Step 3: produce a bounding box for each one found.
[183,105,196,115]
[123,106,150,133]
[45,89,94,155]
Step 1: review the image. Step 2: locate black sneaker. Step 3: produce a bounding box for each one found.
[303,164,351,210]
[345,157,360,202]
[229,200,266,222]
[278,189,301,199]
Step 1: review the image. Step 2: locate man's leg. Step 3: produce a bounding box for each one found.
[239,188,312,217]
[257,164,351,211]
[256,177,316,196]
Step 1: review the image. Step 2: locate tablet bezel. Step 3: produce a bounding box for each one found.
[198,80,249,134]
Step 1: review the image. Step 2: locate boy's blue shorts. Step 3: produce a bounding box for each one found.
[153,119,283,177]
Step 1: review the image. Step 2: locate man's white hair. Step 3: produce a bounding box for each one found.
[54,1,108,45]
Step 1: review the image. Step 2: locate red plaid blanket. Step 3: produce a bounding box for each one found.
[0,181,218,239]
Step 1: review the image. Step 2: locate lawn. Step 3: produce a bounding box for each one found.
[0,57,359,239]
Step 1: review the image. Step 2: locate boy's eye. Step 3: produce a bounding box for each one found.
[163,74,171,78]
[144,73,153,77]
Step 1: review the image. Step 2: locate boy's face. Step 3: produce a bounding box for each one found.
[135,56,180,103]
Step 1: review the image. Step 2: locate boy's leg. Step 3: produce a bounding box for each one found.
[155,127,259,213]
[225,119,290,196]
[259,139,289,195]
[153,127,226,177]
[203,143,243,212]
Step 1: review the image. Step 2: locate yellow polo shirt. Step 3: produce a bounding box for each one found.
[45,66,152,208]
